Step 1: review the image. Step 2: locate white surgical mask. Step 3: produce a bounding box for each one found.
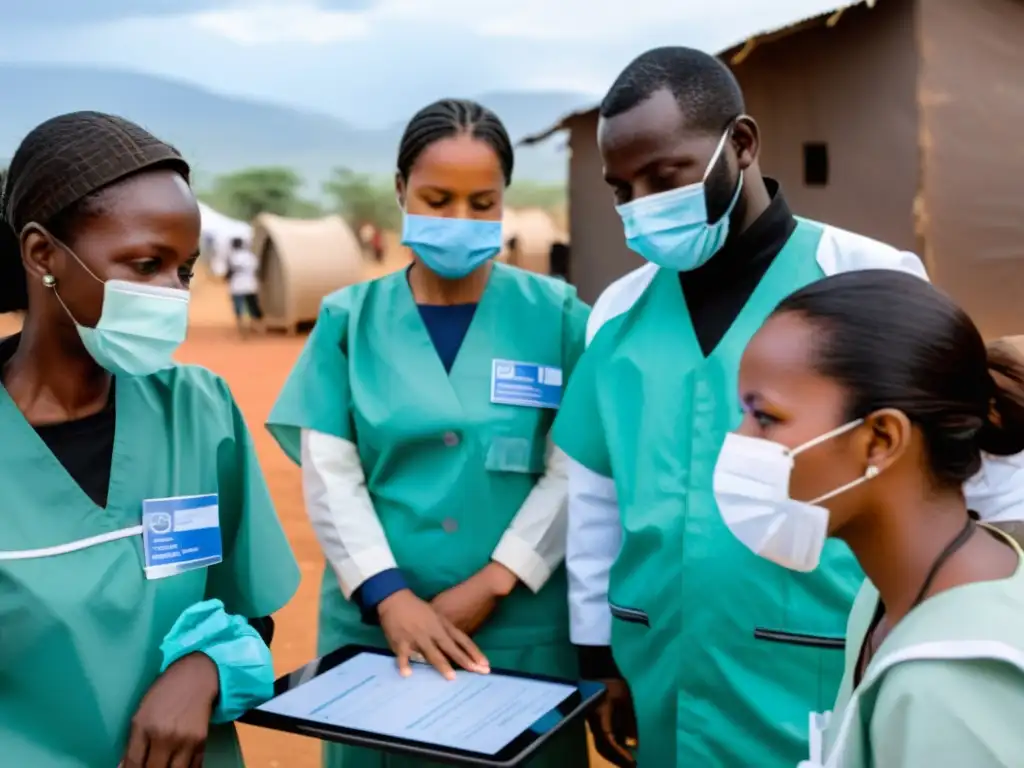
[712,420,879,572]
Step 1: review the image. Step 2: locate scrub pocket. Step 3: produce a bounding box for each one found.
[753,628,845,650]
[609,602,651,627]
[607,602,650,685]
[754,627,847,711]
[485,432,546,474]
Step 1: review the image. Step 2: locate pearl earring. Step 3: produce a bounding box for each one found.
[865,465,880,479]
[42,274,56,288]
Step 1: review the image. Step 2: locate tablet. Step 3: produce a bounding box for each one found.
[241,645,606,767]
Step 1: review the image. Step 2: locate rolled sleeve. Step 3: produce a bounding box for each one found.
[301,428,398,599]
[492,445,569,592]
[566,458,621,646]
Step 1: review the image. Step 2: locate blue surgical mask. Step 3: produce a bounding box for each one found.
[401,213,502,279]
[616,126,743,271]
[32,225,191,377]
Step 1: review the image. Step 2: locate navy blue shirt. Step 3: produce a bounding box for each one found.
[351,302,478,619]
[416,303,478,373]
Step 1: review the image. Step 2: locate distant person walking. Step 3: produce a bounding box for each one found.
[359,222,385,262]
[371,226,385,262]
[226,237,263,336]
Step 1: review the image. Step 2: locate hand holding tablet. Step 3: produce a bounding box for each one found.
[242,645,606,767]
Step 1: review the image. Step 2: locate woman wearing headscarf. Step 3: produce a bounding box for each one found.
[0,112,300,768]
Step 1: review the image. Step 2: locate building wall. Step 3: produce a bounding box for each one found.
[559,1,922,300]
[565,112,645,304]
[918,0,1024,338]
[731,0,920,252]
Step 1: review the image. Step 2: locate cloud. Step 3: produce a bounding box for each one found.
[172,0,845,52]
[191,2,371,45]
[0,0,850,128]
[367,0,845,44]
[0,0,372,27]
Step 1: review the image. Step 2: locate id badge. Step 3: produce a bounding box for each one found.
[490,359,563,409]
[142,494,223,580]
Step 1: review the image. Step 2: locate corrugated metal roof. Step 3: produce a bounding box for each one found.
[519,0,878,146]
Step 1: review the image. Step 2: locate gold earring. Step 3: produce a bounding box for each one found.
[42,274,56,288]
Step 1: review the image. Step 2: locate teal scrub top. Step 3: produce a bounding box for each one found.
[0,364,300,768]
[267,263,590,651]
[552,220,864,767]
[818,530,1024,768]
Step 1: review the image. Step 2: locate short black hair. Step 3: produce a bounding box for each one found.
[600,46,745,134]
[396,98,514,185]
[231,237,245,249]
[776,269,1024,486]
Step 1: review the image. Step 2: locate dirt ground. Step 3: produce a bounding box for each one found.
[0,267,607,768]
[178,327,323,768]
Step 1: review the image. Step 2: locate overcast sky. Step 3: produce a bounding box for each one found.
[0,0,846,127]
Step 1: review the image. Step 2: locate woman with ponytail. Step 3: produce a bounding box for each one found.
[713,269,1024,767]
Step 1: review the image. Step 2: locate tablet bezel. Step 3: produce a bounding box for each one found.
[240,644,606,767]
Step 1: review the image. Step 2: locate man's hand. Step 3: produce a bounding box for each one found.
[378,589,490,679]
[431,562,518,635]
[588,677,638,768]
[120,652,220,768]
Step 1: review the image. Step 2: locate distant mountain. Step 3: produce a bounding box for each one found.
[0,65,593,191]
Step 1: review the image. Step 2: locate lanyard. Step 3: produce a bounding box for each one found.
[854,517,976,686]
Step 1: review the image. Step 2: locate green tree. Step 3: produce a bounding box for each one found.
[203,167,306,221]
[323,168,401,231]
[504,181,566,211]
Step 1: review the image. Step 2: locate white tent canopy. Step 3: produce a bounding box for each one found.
[199,202,252,274]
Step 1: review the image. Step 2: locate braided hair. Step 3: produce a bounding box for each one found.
[396,99,514,185]
[0,111,190,313]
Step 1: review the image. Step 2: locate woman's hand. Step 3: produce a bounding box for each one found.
[120,652,220,768]
[378,589,490,680]
[431,562,517,635]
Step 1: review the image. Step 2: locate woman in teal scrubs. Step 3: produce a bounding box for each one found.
[0,112,300,768]
[268,98,591,767]
[715,269,1024,767]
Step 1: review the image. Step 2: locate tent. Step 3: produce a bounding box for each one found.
[199,202,252,275]
[500,208,568,275]
[251,213,364,333]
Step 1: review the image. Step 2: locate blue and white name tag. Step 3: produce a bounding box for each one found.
[491,359,563,409]
[142,494,223,580]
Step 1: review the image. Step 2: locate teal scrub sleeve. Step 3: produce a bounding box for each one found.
[266,299,353,464]
[551,344,612,478]
[205,381,300,619]
[159,599,274,724]
[560,289,591,381]
[869,659,1024,766]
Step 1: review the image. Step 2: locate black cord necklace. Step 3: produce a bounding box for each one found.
[853,516,976,686]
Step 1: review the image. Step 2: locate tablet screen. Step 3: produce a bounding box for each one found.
[256,652,577,755]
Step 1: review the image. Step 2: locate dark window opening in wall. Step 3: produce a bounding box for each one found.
[803,142,829,187]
